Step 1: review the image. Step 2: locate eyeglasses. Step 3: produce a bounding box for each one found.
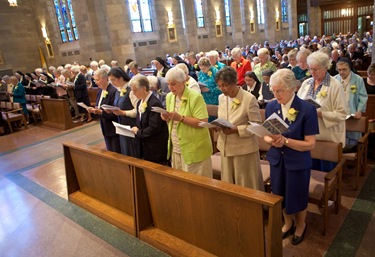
[308,67,322,72]
[271,89,286,94]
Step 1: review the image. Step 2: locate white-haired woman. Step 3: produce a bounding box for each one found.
[265,68,319,245]
[297,51,347,171]
[175,63,200,93]
[253,48,277,83]
[161,67,212,177]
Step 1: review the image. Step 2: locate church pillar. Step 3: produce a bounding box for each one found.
[307,0,322,36]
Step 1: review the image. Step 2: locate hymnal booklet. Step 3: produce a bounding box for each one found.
[247,113,290,137]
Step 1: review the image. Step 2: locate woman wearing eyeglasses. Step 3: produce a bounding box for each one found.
[265,68,319,245]
[297,51,347,170]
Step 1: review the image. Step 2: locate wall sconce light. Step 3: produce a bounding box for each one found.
[250,8,254,22]
[42,27,48,39]
[8,0,17,6]
[275,8,279,21]
[216,10,220,22]
[167,10,174,26]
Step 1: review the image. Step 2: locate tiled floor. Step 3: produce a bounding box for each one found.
[0,122,374,257]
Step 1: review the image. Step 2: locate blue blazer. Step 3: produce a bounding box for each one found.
[265,96,319,170]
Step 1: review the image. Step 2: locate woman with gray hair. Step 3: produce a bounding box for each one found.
[265,68,319,245]
[198,57,220,108]
[297,51,347,149]
[130,75,168,164]
[215,66,263,190]
[253,48,276,83]
[175,63,200,93]
[161,67,213,177]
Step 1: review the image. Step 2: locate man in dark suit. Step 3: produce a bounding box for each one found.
[89,69,121,153]
[130,75,168,165]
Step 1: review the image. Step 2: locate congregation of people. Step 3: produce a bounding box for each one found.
[1,30,375,245]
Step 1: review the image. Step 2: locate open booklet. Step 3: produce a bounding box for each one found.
[303,96,321,109]
[151,106,168,114]
[77,102,92,110]
[101,104,120,111]
[346,114,355,120]
[199,118,234,129]
[247,113,290,137]
[112,121,135,138]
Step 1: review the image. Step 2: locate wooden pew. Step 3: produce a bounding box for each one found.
[364,94,375,121]
[64,142,137,236]
[41,98,82,130]
[63,142,283,257]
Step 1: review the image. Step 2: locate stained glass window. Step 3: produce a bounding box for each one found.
[54,0,79,43]
[194,0,205,28]
[256,0,265,24]
[281,0,288,23]
[224,0,231,26]
[128,0,153,33]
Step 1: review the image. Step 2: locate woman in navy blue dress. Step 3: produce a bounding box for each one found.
[264,69,319,245]
[108,67,140,158]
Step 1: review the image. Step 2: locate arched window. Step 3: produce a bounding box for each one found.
[281,0,288,23]
[224,0,231,26]
[128,0,153,33]
[194,0,205,27]
[256,0,265,24]
[53,0,79,43]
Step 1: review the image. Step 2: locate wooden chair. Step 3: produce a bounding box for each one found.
[1,102,28,133]
[309,141,345,235]
[343,116,370,190]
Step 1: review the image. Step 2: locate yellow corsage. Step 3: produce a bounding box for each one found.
[350,85,357,94]
[120,88,127,97]
[237,63,243,68]
[286,108,299,123]
[194,64,198,69]
[317,90,327,98]
[102,90,108,98]
[215,64,218,68]
[181,96,187,102]
[140,102,147,113]
[207,71,212,77]
[262,63,269,70]
[231,98,240,110]
[305,70,311,76]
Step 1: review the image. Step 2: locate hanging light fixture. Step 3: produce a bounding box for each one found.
[8,0,18,7]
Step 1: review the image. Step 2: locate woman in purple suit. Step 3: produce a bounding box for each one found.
[264,69,319,245]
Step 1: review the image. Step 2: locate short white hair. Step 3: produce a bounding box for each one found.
[90,61,99,68]
[175,63,188,75]
[100,64,111,73]
[71,65,80,73]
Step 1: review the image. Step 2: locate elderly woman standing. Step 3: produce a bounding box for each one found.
[253,48,277,83]
[292,48,311,81]
[89,69,121,153]
[297,51,347,148]
[334,58,368,150]
[71,66,92,121]
[215,66,263,190]
[265,68,319,245]
[108,67,140,157]
[130,75,169,165]
[175,63,201,93]
[198,57,221,106]
[161,67,213,177]
[230,47,251,86]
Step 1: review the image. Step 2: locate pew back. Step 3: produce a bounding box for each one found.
[63,142,283,257]
[41,98,81,130]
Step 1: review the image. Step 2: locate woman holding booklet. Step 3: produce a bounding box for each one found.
[215,66,264,190]
[107,67,140,157]
[161,67,213,177]
[265,69,319,245]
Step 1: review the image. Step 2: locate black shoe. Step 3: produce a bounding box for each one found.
[282,221,295,239]
[291,225,307,245]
